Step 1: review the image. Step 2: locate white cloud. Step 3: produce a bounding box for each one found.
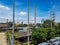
[0,15,11,23]
[19,12,27,16]
[0,4,10,10]
[0,15,12,19]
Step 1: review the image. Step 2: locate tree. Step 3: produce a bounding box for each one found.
[57,23,60,29]
[31,28,47,45]
[31,28,56,45]
[8,22,13,27]
[18,24,27,27]
[23,24,27,27]
[55,29,60,37]
[43,19,51,28]
[46,28,56,40]
[36,23,41,27]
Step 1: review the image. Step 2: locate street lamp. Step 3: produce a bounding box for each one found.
[41,19,44,28]
[12,0,15,45]
[27,0,30,45]
[34,3,36,28]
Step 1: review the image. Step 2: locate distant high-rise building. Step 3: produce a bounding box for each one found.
[21,22,23,25]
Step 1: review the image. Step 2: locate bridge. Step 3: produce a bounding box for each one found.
[1,27,33,30]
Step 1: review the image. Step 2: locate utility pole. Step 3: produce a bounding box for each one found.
[27,0,30,45]
[6,19,12,45]
[41,19,44,28]
[34,3,36,27]
[50,11,55,29]
[12,0,15,45]
[6,19,8,28]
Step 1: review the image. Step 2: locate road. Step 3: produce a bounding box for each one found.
[0,32,7,45]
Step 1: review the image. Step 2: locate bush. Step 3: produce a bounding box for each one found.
[0,28,2,32]
[31,28,47,44]
[31,28,59,45]
[0,30,1,32]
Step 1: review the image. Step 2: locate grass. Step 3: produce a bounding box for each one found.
[5,30,19,45]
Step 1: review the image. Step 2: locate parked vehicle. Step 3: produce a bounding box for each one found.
[49,38,57,43]
[55,37,60,41]
[38,42,50,45]
[49,37,60,45]
[52,41,60,45]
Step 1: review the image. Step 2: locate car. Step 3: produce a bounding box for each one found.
[38,42,50,45]
[52,41,60,45]
[49,38,57,43]
[55,37,60,41]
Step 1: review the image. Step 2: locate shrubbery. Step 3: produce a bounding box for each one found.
[0,29,2,32]
[31,28,60,45]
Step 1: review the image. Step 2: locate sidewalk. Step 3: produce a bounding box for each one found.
[0,32,7,45]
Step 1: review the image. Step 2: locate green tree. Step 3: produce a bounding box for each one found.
[46,28,56,40]
[31,28,47,45]
[57,23,60,29]
[31,28,56,45]
[8,22,13,27]
[43,19,51,28]
[18,24,27,27]
[55,29,60,37]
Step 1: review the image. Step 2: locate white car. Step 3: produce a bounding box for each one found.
[52,41,60,45]
[38,42,49,45]
[49,38,57,43]
[49,37,60,45]
[55,37,60,41]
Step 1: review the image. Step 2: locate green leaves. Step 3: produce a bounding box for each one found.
[31,28,60,44]
[31,28,48,44]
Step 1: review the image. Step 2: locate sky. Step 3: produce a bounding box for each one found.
[0,0,60,23]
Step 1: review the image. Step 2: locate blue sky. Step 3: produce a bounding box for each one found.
[0,0,60,23]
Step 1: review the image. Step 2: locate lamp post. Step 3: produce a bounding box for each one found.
[27,0,30,45]
[34,3,36,28]
[41,19,44,28]
[12,0,15,45]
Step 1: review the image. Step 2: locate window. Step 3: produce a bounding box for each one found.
[53,44,56,45]
[58,44,60,45]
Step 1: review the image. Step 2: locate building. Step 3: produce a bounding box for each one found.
[0,23,7,28]
[0,23,7,31]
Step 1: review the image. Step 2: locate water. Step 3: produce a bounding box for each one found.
[18,27,32,33]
